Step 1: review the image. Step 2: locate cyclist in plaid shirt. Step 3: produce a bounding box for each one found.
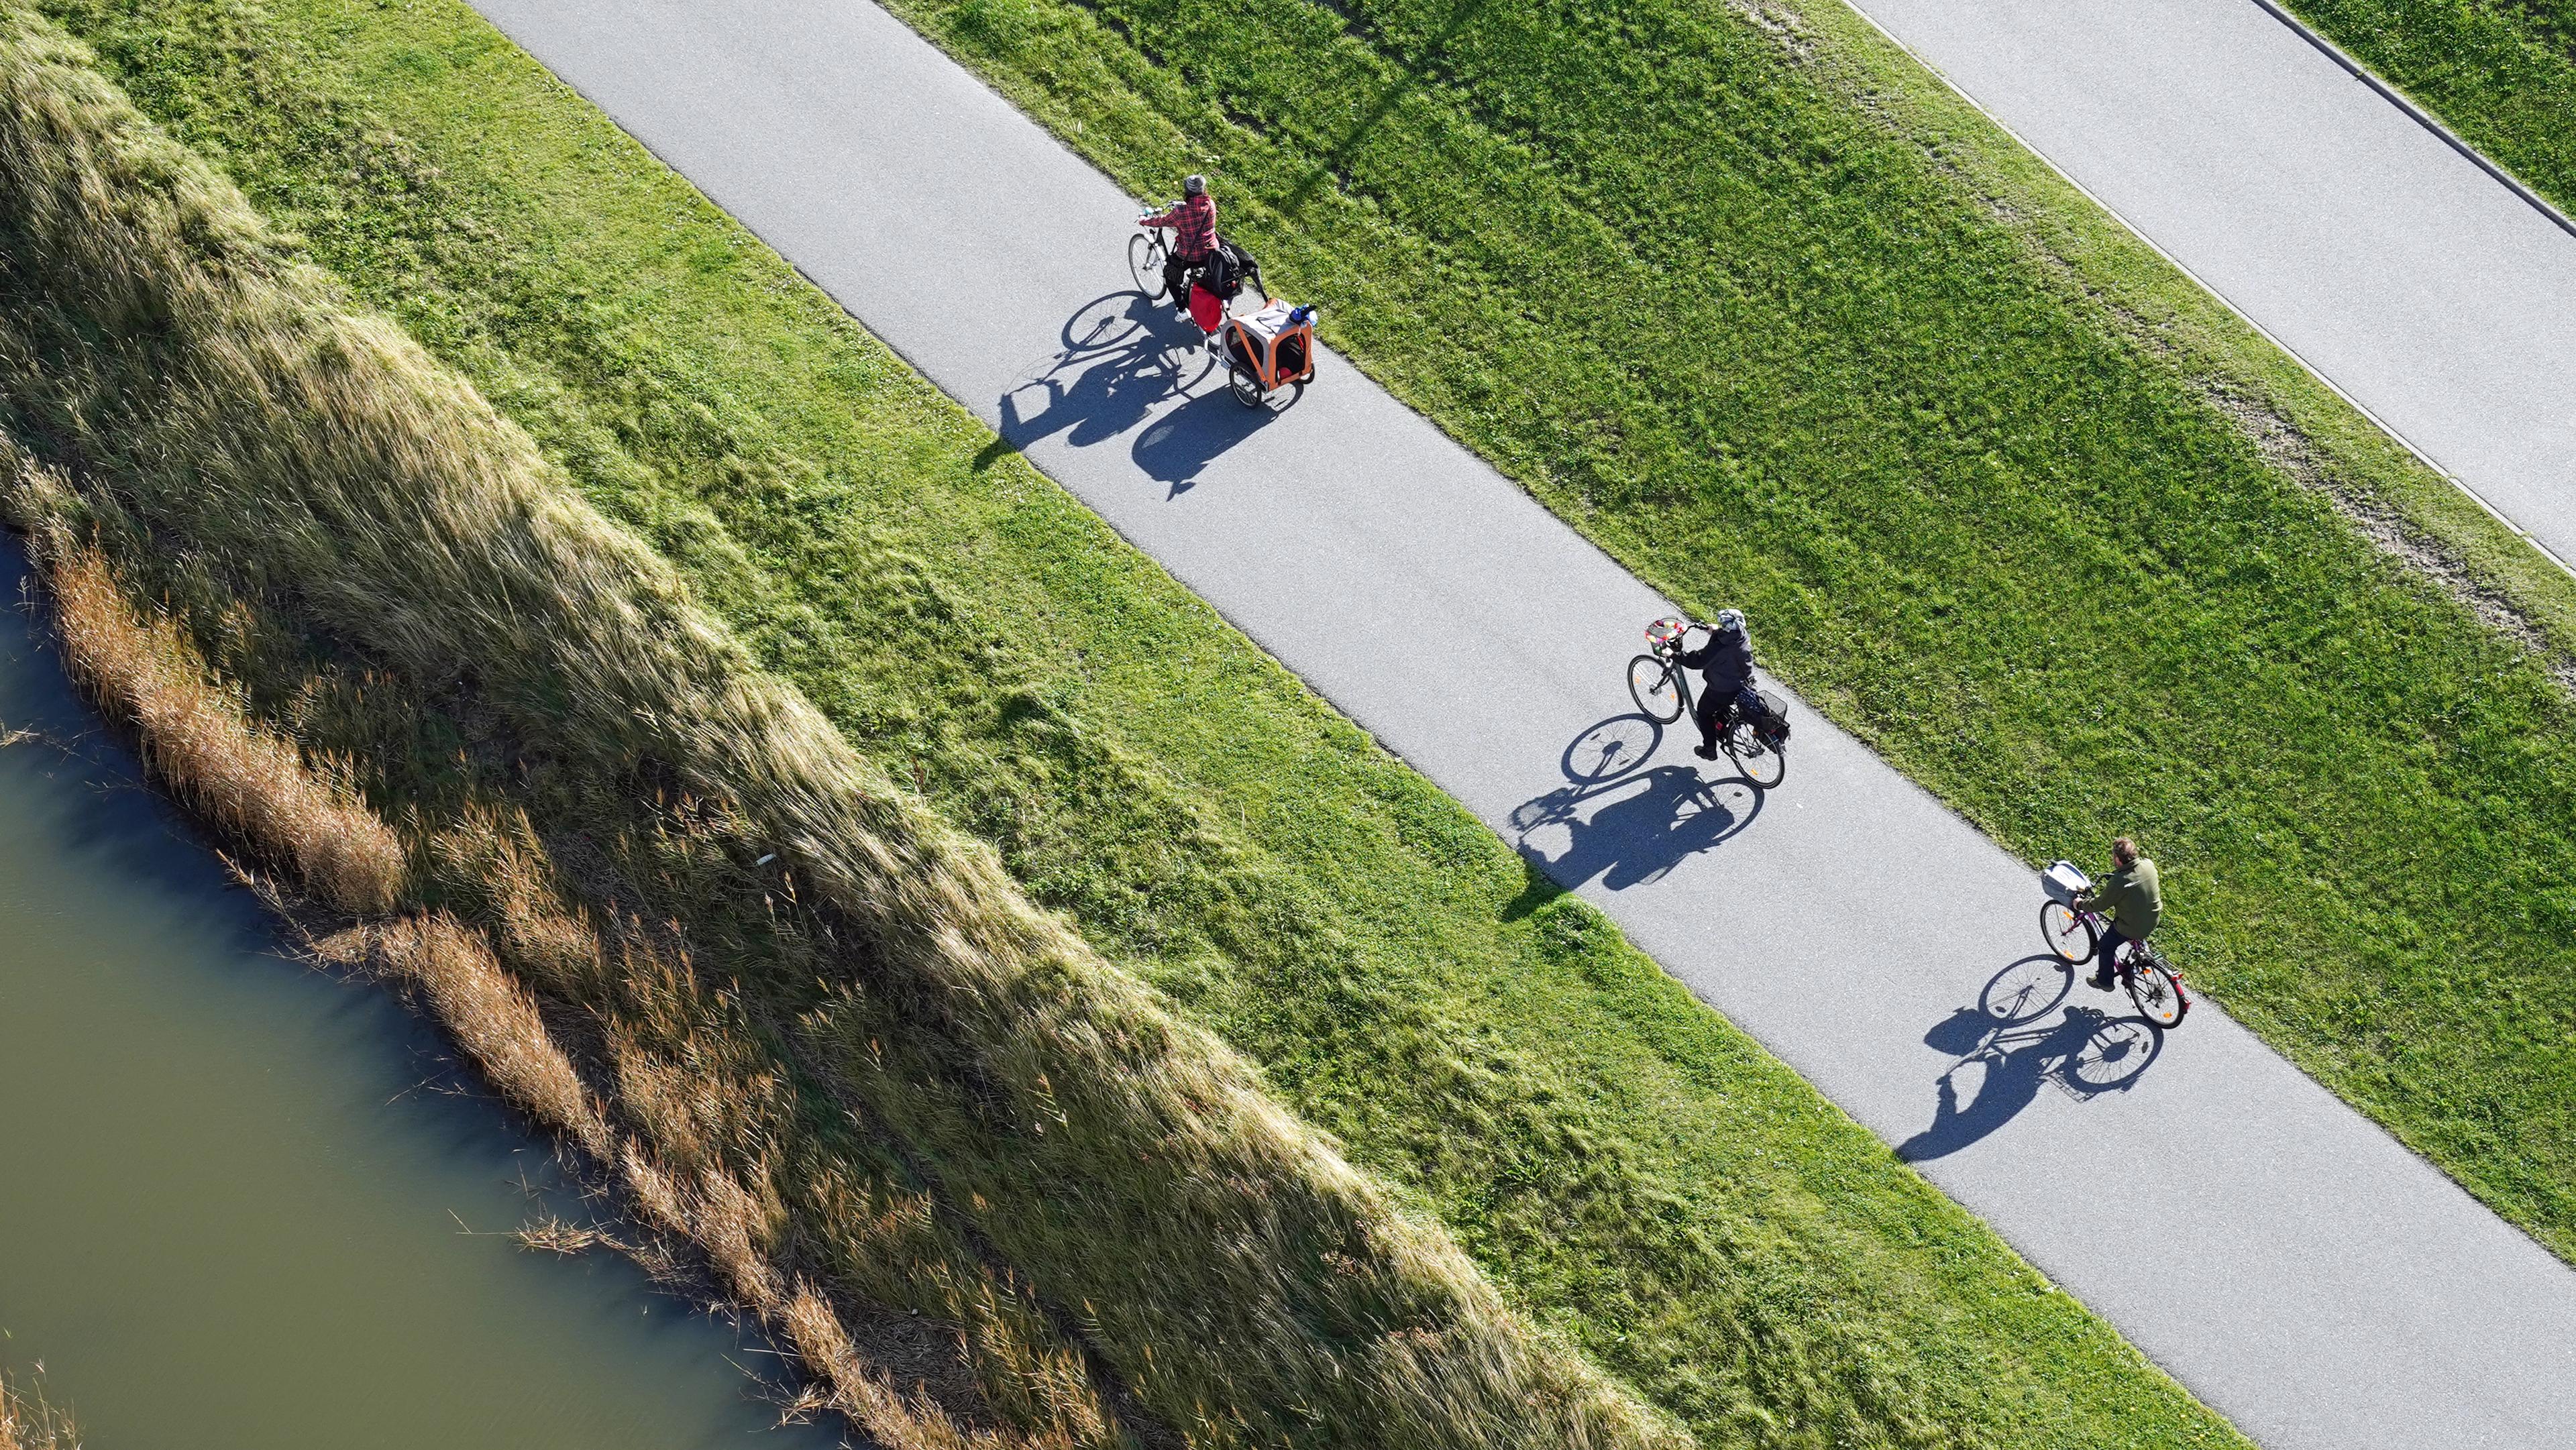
[1142,174,1218,315]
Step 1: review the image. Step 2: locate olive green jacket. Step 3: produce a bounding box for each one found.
[2094,859,2162,939]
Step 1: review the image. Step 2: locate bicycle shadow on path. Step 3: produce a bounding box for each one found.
[1510,712,1769,891]
[996,290,1277,494]
[1898,955,2168,1162]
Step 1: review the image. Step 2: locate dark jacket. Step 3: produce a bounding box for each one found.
[1678,624,1754,697]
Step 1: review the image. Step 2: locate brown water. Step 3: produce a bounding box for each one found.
[0,537,847,1449]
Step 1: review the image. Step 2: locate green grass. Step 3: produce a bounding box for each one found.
[5,0,2262,1445]
[2279,0,2576,222]
[233,0,2576,1268]
[557,0,2576,1259]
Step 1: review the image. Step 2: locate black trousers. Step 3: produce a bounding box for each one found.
[1162,252,1201,306]
[1693,682,1756,749]
[2092,925,2132,985]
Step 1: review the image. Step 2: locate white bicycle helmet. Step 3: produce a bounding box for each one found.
[1183,173,1208,196]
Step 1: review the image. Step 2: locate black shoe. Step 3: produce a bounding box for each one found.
[2086,972,2113,991]
[1693,742,1719,761]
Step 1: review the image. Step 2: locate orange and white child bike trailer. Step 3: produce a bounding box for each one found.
[1218,296,1318,407]
[1181,238,1317,407]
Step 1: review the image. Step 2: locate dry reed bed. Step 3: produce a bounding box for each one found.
[0,7,1678,1446]
[0,1368,76,1450]
[39,543,405,914]
[14,505,1125,1447]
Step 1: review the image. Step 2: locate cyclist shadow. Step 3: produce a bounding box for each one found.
[998,290,1273,494]
[998,290,1214,450]
[1897,956,2167,1163]
[1510,712,1765,891]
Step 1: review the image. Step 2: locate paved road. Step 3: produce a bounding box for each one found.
[460,2,2576,1445]
[1841,0,2576,571]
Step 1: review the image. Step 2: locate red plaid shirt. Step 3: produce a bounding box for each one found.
[1147,193,1218,261]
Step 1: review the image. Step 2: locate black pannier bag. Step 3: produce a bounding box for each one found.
[1750,688,1791,742]
[1202,237,1262,302]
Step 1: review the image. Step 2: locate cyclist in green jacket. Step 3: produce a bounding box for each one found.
[2080,836,2161,991]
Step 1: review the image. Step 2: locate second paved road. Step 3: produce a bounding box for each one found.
[1846,0,2576,569]
[463,1,2576,1445]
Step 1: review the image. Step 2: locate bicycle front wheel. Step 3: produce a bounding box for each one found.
[1129,232,1169,299]
[1628,655,1685,723]
[2127,951,2190,1028]
[2039,901,2095,965]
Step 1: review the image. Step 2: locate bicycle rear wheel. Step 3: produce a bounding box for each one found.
[1725,726,1787,787]
[1628,655,1685,723]
[2039,901,2095,964]
[2126,950,2190,1027]
[1129,232,1169,299]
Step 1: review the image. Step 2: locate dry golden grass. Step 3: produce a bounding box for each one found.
[21,506,404,915]
[368,911,611,1158]
[0,5,1680,1445]
[0,1368,77,1450]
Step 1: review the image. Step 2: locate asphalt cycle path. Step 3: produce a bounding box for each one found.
[1839,0,2576,573]
[460,1,2576,1445]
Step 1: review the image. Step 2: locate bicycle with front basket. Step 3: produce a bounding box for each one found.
[1626,616,1790,787]
[2038,861,2190,1027]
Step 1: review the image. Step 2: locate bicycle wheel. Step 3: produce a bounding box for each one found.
[1725,726,1787,787]
[2126,950,2190,1028]
[1226,364,1265,408]
[2038,900,2095,964]
[1628,655,1685,723]
[1129,232,1169,299]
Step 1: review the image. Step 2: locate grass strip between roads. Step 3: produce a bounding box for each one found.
[2277,0,2576,224]
[0,1,2255,1447]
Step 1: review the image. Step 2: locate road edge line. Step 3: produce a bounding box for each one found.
[2241,0,2576,245]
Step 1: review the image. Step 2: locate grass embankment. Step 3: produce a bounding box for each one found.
[813,0,2576,1251]
[2277,0,2576,221]
[18,518,1120,1449]
[0,13,1674,1449]
[0,3,2253,1448]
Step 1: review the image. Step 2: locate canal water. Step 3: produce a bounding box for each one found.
[0,535,845,1449]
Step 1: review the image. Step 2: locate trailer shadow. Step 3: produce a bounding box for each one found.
[1132,384,1285,494]
[999,290,1283,494]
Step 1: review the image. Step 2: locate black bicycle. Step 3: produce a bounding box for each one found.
[1627,616,1789,787]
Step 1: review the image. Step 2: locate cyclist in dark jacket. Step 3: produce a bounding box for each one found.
[1142,174,1218,315]
[1678,608,1759,760]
